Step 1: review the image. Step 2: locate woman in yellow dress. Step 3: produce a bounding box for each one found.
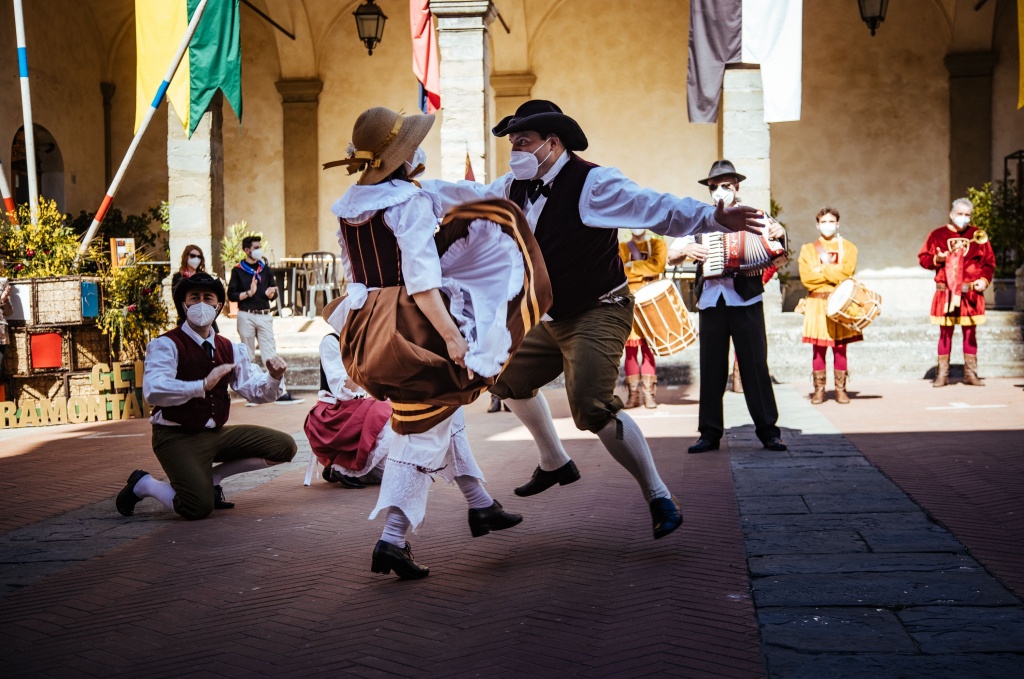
[798,207,861,404]
[618,229,667,408]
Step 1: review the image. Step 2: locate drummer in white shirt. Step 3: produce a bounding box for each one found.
[115,273,297,520]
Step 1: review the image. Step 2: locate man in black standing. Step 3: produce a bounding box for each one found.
[227,236,301,404]
[668,160,786,454]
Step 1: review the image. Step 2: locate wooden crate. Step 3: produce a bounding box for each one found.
[11,373,66,412]
[6,276,103,327]
[64,370,97,399]
[2,328,71,377]
[70,325,111,371]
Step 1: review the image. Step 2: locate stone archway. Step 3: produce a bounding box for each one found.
[11,125,64,211]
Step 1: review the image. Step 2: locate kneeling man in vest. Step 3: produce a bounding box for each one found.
[116,273,297,520]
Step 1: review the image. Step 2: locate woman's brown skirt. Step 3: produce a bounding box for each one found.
[341,199,551,434]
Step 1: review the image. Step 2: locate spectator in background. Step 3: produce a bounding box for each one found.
[227,236,302,405]
[171,244,218,332]
[0,276,13,383]
[798,207,861,404]
[618,228,667,408]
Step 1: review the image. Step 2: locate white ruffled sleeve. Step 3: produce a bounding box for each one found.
[580,166,721,238]
[384,192,444,295]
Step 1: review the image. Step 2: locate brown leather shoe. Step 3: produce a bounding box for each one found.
[834,370,850,404]
[811,370,827,404]
[623,375,642,409]
[933,355,950,387]
[641,374,658,408]
[964,354,984,386]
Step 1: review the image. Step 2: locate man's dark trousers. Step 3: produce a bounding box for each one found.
[697,298,781,443]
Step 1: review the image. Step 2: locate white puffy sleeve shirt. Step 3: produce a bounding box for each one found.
[421,155,722,239]
[331,182,443,295]
[144,324,282,427]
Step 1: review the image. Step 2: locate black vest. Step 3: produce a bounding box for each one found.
[509,154,626,320]
[153,327,234,430]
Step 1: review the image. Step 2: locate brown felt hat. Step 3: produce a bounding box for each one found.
[323,107,434,185]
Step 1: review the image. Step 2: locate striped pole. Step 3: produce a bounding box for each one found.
[12,0,38,224]
[0,155,15,223]
[73,0,210,269]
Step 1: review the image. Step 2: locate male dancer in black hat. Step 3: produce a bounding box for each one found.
[115,273,297,520]
[668,161,787,454]
[423,100,764,539]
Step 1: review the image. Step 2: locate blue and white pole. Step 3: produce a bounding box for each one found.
[12,0,38,224]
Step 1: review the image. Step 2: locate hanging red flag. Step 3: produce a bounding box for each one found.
[464,152,476,181]
[410,0,440,114]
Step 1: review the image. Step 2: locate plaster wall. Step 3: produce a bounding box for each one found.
[0,1,107,215]
[316,0,443,252]
[526,0,716,200]
[770,0,951,278]
[222,13,286,263]
[992,0,1024,180]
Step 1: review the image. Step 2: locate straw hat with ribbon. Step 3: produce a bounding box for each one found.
[323,107,435,185]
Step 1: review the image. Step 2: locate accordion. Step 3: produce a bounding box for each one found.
[701,224,788,278]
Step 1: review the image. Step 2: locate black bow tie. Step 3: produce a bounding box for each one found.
[526,179,551,203]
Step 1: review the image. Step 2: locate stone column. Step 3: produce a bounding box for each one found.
[100,82,116,186]
[167,97,224,277]
[721,67,781,316]
[491,72,535,178]
[275,78,322,257]
[431,0,497,182]
[944,52,998,199]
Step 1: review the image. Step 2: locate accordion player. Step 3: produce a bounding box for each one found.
[701,219,788,278]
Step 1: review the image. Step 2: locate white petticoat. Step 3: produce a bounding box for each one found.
[368,408,484,529]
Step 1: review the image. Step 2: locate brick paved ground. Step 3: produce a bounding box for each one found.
[0,390,763,678]
[0,378,1021,678]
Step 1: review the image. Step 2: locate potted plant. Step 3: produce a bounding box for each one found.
[967,180,1024,310]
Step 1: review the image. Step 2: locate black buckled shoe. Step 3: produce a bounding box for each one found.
[650,495,683,539]
[513,460,581,497]
[370,540,430,580]
[116,469,149,516]
[213,485,235,509]
[687,438,720,454]
[468,500,523,537]
[762,437,788,452]
[322,466,366,488]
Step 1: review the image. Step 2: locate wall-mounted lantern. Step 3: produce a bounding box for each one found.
[354,0,388,55]
[858,0,889,37]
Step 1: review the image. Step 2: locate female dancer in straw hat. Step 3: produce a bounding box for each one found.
[324,107,550,579]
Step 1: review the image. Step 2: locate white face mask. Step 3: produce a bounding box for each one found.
[405,147,427,179]
[817,221,838,238]
[631,229,647,237]
[187,256,202,269]
[249,248,263,261]
[509,142,554,180]
[952,215,971,229]
[186,301,220,328]
[711,187,735,205]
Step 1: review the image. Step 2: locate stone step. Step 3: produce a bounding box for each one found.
[242,311,1024,389]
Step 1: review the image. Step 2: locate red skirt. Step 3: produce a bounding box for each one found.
[929,287,986,326]
[303,398,392,470]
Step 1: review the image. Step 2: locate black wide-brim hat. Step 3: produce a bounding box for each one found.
[698,159,747,186]
[492,100,588,151]
[172,272,226,315]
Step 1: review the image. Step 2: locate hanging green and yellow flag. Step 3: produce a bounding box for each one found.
[134,0,242,136]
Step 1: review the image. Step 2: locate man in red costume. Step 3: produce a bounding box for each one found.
[918,197,996,387]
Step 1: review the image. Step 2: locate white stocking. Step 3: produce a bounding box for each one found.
[505,393,571,471]
[133,474,176,510]
[596,412,670,502]
[212,458,269,486]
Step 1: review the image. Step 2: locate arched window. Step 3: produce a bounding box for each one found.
[11,125,64,211]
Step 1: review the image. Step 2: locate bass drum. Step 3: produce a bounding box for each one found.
[826,278,882,332]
